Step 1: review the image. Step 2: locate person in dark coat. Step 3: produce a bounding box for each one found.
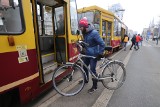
[130,35,136,50]
[79,17,105,93]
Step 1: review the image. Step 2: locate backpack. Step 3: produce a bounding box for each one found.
[131,36,136,43]
[123,37,128,42]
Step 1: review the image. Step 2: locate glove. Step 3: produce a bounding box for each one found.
[96,54,103,61]
[81,48,86,54]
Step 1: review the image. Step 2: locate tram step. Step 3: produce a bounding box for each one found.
[43,62,57,75]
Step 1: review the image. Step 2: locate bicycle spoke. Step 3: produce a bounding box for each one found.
[101,61,126,90]
[52,64,85,96]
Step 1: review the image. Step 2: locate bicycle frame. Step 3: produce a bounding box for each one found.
[72,53,110,80]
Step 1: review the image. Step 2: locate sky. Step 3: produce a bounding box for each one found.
[76,0,160,33]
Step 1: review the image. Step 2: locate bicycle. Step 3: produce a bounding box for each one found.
[52,40,126,96]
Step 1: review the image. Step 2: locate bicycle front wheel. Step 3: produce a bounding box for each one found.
[52,64,85,96]
[101,60,126,90]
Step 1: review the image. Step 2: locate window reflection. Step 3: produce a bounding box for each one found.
[0,0,24,34]
[36,4,54,55]
[54,6,64,35]
[78,10,100,33]
[70,0,78,35]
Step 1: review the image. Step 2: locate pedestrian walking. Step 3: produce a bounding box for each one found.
[130,35,136,50]
[156,36,159,45]
[140,36,143,46]
[78,17,105,93]
[122,34,129,51]
[135,34,141,50]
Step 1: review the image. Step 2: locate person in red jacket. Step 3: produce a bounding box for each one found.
[135,34,141,50]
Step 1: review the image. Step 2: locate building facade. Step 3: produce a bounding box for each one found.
[108,3,124,20]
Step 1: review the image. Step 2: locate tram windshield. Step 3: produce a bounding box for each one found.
[70,0,78,35]
[0,0,24,34]
[78,10,100,32]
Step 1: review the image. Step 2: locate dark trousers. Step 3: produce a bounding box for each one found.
[135,42,139,49]
[130,42,135,49]
[83,57,97,81]
[83,57,98,88]
[123,42,127,50]
[156,38,158,45]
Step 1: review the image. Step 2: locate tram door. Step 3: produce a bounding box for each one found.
[121,27,125,39]
[102,20,112,46]
[53,6,66,64]
[34,1,67,83]
[121,26,126,48]
[35,4,56,83]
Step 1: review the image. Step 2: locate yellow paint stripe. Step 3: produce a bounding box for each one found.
[0,72,39,92]
[42,53,55,58]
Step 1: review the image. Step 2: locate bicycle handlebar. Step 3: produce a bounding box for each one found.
[78,40,89,47]
[76,40,89,47]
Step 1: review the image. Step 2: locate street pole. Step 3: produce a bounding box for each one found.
[158,16,160,39]
[158,16,160,45]
[114,9,125,20]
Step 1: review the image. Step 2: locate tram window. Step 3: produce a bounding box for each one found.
[102,21,106,36]
[44,6,53,35]
[107,22,112,36]
[118,22,121,36]
[37,5,42,35]
[54,6,64,35]
[0,0,25,35]
[114,18,118,36]
[36,4,54,55]
[78,11,100,32]
[70,0,78,35]
[37,5,53,36]
[78,12,94,24]
[93,10,100,32]
[106,37,111,46]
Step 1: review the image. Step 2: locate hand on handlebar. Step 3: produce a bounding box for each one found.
[77,40,89,47]
[96,54,104,61]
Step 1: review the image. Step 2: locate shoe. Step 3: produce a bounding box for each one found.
[79,80,88,84]
[88,87,97,93]
[130,48,132,50]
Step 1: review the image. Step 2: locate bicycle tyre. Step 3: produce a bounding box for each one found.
[52,63,85,96]
[101,60,126,90]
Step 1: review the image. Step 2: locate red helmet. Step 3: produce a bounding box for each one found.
[79,17,88,28]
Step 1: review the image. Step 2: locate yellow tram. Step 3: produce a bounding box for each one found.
[0,0,79,106]
[78,5,128,51]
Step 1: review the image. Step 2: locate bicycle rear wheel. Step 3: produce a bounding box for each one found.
[101,60,126,90]
[52,64,85,96]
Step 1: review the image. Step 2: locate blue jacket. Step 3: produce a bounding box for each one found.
[83,24,105,56]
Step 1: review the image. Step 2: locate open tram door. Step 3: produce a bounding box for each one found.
[32,0,77,84]
[102,19,112,46]
[120,23,126,48]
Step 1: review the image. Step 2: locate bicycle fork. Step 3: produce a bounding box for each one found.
[66,66,76,82]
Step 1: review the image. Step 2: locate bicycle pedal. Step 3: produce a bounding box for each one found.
[67,76,72,82]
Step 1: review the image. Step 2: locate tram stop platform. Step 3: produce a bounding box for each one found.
[24,45,132,107]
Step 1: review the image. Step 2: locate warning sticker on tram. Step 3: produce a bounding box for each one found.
[16,45,29,63]
[18,56,29,63]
